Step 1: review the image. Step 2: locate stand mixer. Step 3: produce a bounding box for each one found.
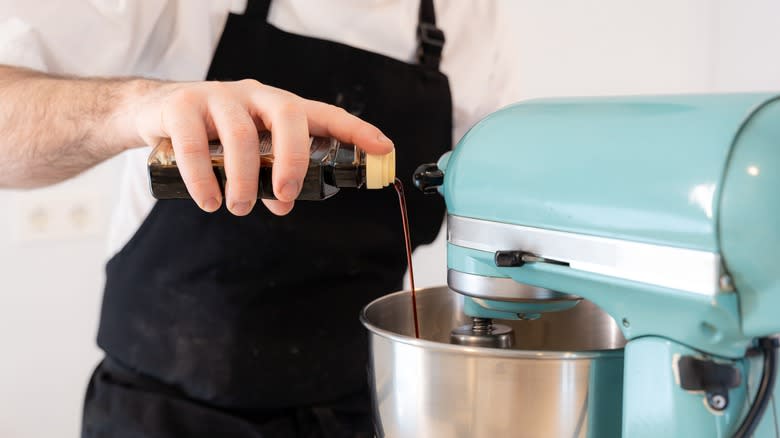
[409,93,780,437]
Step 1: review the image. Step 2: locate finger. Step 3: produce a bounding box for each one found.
[250,93,310,203]
[208,94,260,216]
[161,94,221,212]
[302,100,394,155]
[261,199,295,216]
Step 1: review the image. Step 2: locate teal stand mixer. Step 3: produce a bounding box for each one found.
[413,94,780,437]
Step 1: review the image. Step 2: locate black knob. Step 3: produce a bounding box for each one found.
[413,163,444,194]
[495,251,530,267]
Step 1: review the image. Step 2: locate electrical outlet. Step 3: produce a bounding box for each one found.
[12,193,106,242]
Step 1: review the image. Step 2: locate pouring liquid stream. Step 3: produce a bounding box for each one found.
[393,178,421,339]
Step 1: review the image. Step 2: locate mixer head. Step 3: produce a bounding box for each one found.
[415,93,780,357]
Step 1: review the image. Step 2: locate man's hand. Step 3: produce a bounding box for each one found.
[0,66,394,216]
[124,80,394,215]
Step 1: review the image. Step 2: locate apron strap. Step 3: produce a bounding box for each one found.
[416,0,445,70]
[244,0,271,18]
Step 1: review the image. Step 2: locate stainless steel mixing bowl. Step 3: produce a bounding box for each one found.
[361,286,626,438]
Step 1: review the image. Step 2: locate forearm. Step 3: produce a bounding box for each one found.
[0,65,156,188]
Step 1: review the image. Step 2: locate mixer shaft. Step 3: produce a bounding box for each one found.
[450,317,515,348]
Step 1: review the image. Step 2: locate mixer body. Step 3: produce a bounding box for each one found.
[430,94,780,437]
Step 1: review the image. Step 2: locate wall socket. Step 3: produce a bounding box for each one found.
[11,193,107,242]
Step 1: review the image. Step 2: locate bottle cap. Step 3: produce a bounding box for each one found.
[366,148,395,189]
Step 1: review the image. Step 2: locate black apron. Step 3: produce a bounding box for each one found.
[84,0,451,436]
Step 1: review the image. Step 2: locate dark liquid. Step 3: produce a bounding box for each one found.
[393,178,420,339]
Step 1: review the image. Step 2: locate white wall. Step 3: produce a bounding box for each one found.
[0,158,122,438]
[2,1,780,437]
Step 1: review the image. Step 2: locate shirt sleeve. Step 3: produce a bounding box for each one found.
[0,1,163,75]
[0,0,237,79]
[442,1,523,145]
[470,3,524,121]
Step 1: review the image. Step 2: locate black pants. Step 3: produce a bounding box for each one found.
[82,358,374,438]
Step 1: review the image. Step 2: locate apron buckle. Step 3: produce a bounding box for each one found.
[416,22,445,67]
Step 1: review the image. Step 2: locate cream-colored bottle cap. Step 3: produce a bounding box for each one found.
[365,148,395,189]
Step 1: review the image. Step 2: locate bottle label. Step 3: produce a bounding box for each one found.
[205,134,320,158]
[208,143,224,156]
[259,134,273,154]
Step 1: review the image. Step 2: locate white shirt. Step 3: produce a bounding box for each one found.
[0,0,521,256]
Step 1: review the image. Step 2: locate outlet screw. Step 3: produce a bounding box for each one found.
[708,393,728,411]
[719,275,735,292]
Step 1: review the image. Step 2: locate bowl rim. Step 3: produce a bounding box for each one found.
[360,288,625,360]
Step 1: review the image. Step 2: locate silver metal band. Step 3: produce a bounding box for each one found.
[447,214,724,296]
[447,269,581,303]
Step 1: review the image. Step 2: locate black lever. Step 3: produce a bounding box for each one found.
[678,355,741,411]
[495,250,570,268]
[413,163,444,194]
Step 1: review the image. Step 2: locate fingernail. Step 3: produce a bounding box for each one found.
[377,133,393,146]
[202,197,221,213]
[229,200,253,216]
[279,180,299,201]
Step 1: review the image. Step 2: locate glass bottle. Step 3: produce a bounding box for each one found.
[147,132,395,201]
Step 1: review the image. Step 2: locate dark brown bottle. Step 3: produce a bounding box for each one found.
[147,132,395,201]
